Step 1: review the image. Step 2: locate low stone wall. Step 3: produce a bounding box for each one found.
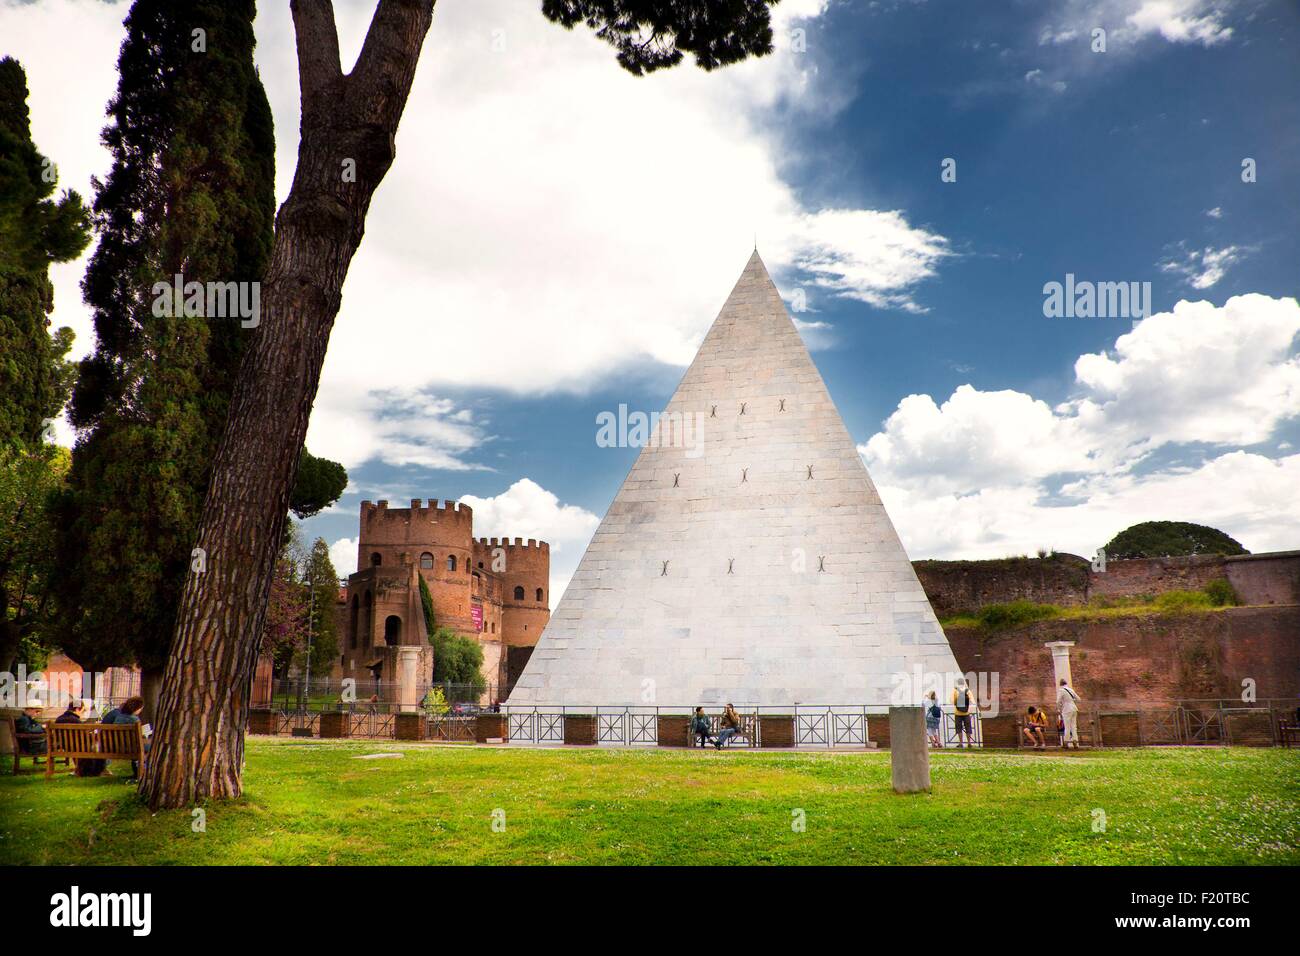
[657,715,689,747]
[248,709,276,736]
[475,713,508,743]
[869,716,890,749]
[759,715,795,748]
[394,712,425,741]
[563,714,596,745]
[319,711,350,739]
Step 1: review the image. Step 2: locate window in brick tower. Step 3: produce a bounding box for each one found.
[536,588,544,602]
[447,554,457,572]
[420,552,433,569]
[514,586,525,600]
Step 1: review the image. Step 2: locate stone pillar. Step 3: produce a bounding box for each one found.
[475,713,508,743]
[394,712,426,740]
[889,706,931,794]
[396,646,422,713]
[759,715,795,748]
[656,715,689,747]
[319,711,350,739]
[1044,640,1075,687]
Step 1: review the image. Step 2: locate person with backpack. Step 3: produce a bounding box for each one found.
[925,691,942,748]
[952,679,976,748]
[1022,705,1048,749]
[1057,678,1082,749]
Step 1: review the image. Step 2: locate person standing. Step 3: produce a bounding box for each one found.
[925,691,942,748]
[952,679,976,748]
[1057,678,1081,749]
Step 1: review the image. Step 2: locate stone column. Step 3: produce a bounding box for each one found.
[889,706,931,794]
[1044,640,1075,687]
[396,646,422,713]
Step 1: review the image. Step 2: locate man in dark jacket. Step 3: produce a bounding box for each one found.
[15,707,48,754]
[690,707,714,747]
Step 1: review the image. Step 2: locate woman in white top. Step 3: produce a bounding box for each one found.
[1056,679,1081,749]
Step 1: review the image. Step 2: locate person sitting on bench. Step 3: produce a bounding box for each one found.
[690,707,714,747]
[714,703,742,750]
[1022,705,1047,749]
[15,706,48,755]
[102,696,147,780]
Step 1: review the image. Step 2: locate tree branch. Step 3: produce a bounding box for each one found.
[290,0,343,111]
[349,0,436,120]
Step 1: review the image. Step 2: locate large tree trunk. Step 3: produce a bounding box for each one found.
[140,0,436,809]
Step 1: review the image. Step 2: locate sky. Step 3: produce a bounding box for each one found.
[4,0,1299,605]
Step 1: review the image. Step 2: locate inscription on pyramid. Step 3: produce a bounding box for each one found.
[508,251,961,706]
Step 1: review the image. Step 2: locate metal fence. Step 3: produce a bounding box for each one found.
[246,697,1295,747]
[267,678,497,714]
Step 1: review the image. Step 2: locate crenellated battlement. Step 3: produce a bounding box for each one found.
[473,536,550,553]
[360,498,472,524]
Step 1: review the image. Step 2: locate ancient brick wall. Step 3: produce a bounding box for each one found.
[1086,554,1227,602]
[1225,551,1300,606]
[913,555,1091,616]
[914,550,1300,615]
[945,606,1300,712]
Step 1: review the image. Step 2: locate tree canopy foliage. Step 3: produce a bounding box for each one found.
[0,56,90,455]
[541,0,778,75]
[1104,521,1249,560]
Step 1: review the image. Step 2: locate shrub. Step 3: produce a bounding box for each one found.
[1202,578,1238,607]
[975,600,1062,630]
[1153,589,1213,611]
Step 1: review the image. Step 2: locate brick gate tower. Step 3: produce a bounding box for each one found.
[338,500,550,702]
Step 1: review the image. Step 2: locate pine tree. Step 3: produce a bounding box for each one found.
[145,0,779,809]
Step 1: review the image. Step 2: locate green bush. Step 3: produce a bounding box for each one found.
[975,600,1062,629]
[1202,578,1238,607]
[1153,589,1213,611]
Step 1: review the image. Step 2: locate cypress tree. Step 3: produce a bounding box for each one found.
[0,56,90,454]
[0,57,90,673]
[53,0,276,694]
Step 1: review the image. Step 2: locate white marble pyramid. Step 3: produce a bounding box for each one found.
[507,251,960,707]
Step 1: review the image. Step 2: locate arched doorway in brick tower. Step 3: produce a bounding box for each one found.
[384,615,401,646]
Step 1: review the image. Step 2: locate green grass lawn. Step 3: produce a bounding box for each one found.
[2,739,1296,865]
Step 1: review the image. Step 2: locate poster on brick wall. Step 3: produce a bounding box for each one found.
[471,602,483,633]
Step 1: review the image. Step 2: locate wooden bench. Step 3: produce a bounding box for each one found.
[1016,714,1096,749]
[45,722,145,779]
[688,713,758,748]
[6,716,69,775]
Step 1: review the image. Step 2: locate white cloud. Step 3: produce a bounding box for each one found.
[329,537,358,577]
[1205,206,1223,219]
[459,478,601,603]
[1159,244,1245,289]
[1024,69,1069,93]
[876,451,1300,559]
[862,294,1300,557]
[2,0,949,468]
[1040,0,1236,50]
